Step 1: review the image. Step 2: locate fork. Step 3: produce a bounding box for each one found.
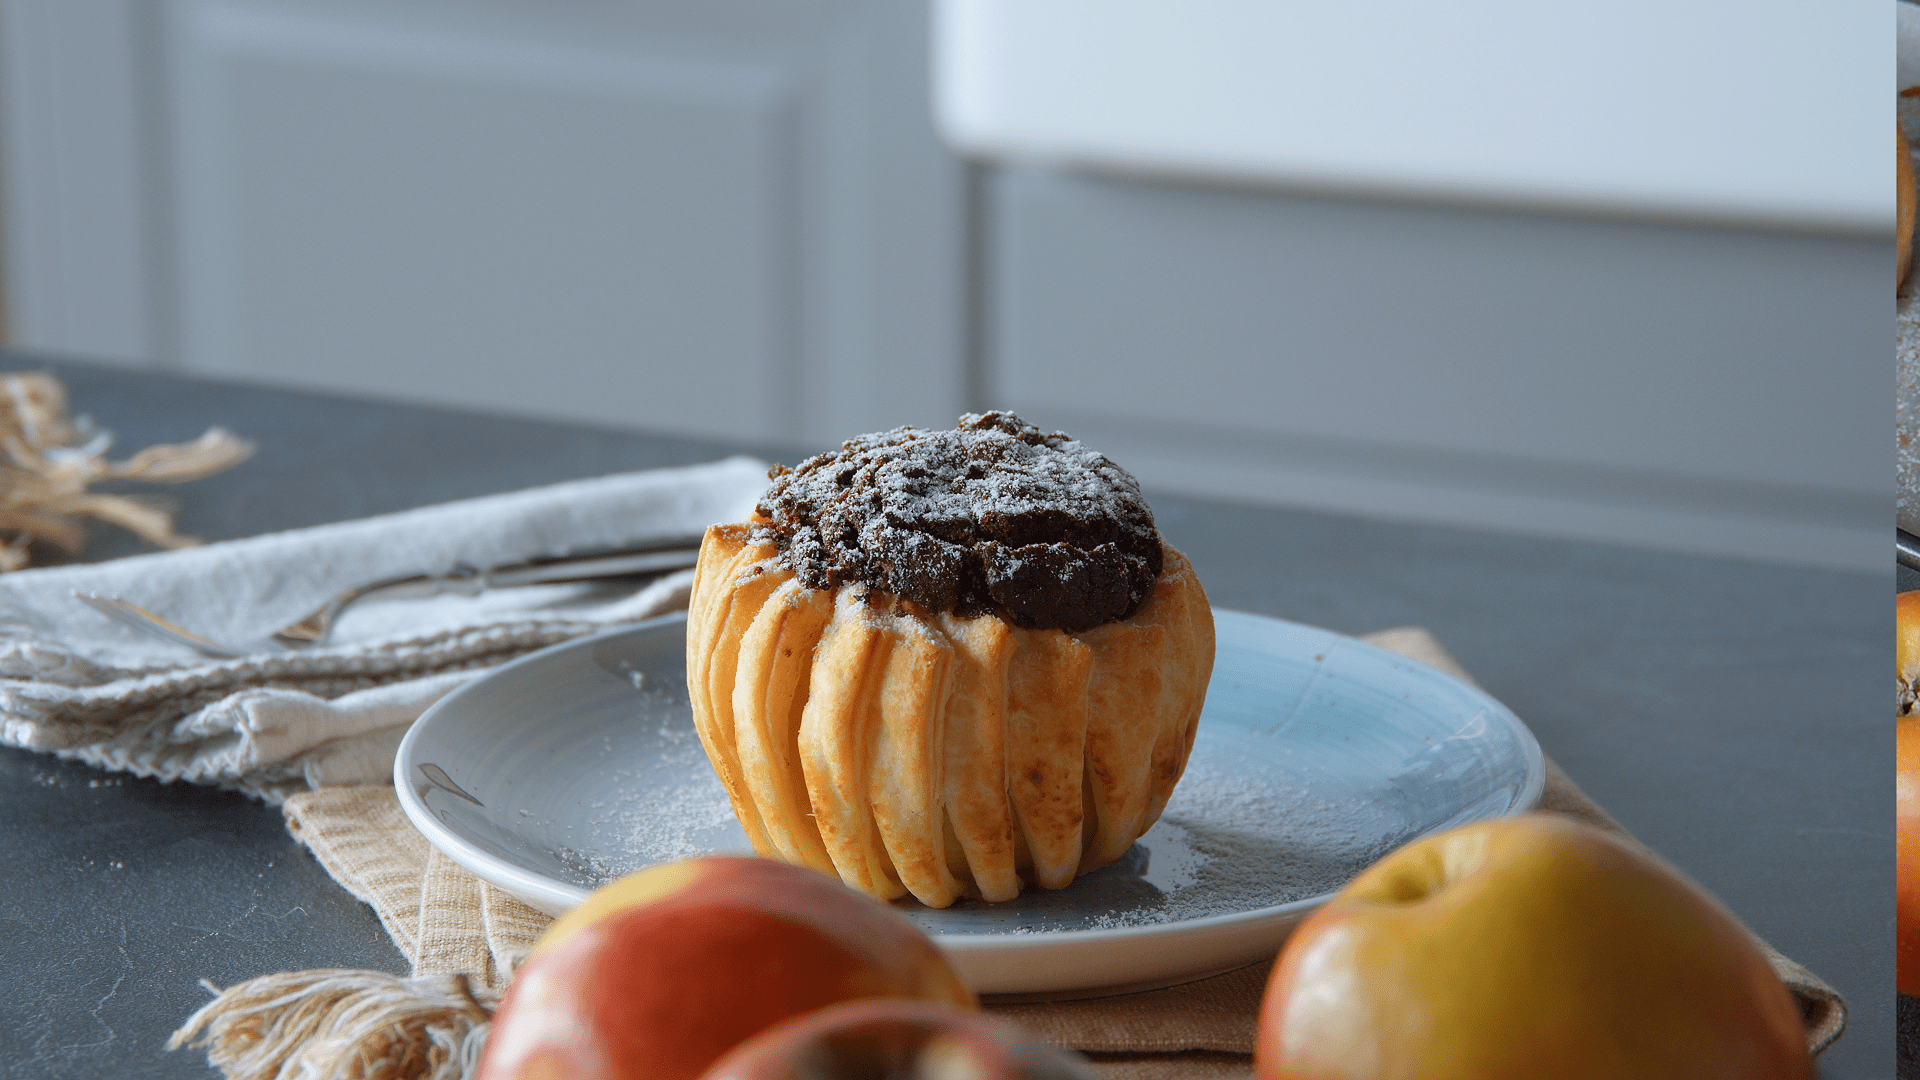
[74,538,704,659]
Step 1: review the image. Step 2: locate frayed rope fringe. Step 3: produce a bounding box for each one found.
[168,968,497,1080]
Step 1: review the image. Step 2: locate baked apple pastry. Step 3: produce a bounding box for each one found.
[685,412,1214,907]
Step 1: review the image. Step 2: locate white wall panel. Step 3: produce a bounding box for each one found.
[988,169,1883,570]
[0,0,159,364]
[167,1,799,440]
[159,0,969,445]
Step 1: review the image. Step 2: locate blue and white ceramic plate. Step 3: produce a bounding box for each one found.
[395,609,1544,997]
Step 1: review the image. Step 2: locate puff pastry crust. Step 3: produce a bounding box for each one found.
[685,522,1215,908]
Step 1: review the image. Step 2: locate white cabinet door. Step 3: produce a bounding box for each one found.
[7,0,970,445]
[932,0,1886,233]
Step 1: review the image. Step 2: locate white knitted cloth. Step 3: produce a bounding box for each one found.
[0,458,767,800]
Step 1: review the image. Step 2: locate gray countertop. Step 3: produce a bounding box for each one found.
[0,356,1889,1077]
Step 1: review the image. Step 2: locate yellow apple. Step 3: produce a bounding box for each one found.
[1255,814,1811,1080]
[474,856,975,1080]
[698,1000,1098,1080]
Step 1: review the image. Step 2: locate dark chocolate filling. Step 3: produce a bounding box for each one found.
[753,412,1162,632]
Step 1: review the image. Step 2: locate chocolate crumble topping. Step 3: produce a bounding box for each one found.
[754,412,1163,631]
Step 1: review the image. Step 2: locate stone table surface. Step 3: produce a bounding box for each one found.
[0,355,1889,1078]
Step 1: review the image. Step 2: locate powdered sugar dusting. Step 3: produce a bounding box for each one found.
[752,412,1163,631]
[886,723,1410,935]
[544,666,749,880]
[549,705,1406,936]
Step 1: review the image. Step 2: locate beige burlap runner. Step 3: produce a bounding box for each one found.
[247,627,1843,1080]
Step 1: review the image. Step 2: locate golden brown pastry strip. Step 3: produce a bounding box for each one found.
[868,612,965,908]
[801,594,908,901]
[1005,628,1095,891]
[731,577,836,873]
[685,526,776,855]
[936,612,1021,902]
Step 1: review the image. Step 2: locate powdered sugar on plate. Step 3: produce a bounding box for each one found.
[884,723,1412,936]
[525,663,750,883]
[545,701,1409,937]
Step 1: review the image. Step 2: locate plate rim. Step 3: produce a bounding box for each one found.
[394,607,1546,950]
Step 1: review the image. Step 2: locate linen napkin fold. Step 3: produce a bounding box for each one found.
[172,627,1846,1080]
[0,457,769,799]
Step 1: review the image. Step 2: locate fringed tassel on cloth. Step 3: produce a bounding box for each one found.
[168,968,496,1080]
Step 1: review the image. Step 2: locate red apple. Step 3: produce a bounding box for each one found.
[1900,716,1920,996]
[699,1000,1098,1080]
[1256,814,1811,1080]
[474,856,975,1080]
